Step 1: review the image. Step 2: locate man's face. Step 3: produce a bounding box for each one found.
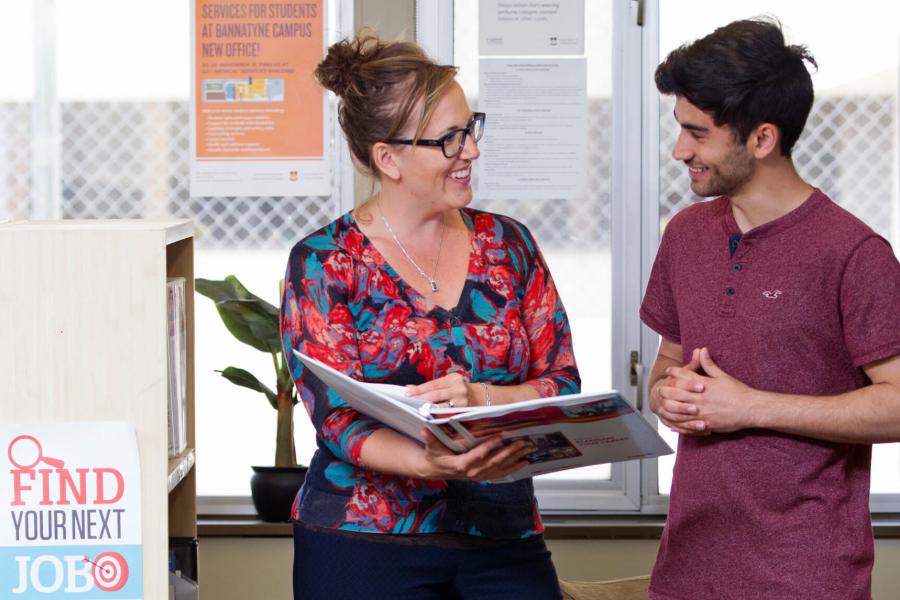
[671,96,754,197]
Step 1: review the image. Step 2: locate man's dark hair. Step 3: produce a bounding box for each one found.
[655,17,817,157]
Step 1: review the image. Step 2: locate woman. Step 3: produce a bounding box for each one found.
[281,32,580,599]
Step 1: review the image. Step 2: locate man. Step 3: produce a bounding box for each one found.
[642,17,900,600]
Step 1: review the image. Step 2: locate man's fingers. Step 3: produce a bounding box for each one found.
[658,385,703,404]
[663,376,704,393]
[665,366,706,385]
[683,348,702,372]
[662,398,698,415]
[660,417,708,435]
[669,425,709,436]
[699,347,725,377]
[659,409,700,425]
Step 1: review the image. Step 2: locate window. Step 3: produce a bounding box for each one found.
[421,0,649,511]
[420,0,900,513]
[12,0,899,515]
[7,0,353,510]
[656,0,900,510]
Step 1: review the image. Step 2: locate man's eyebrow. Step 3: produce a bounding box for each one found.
[673,110,709,133]
[682,123,709,133]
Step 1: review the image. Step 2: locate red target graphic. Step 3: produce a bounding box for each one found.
[85,552,129,592]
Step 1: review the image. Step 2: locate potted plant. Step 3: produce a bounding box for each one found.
[195,275,306,522]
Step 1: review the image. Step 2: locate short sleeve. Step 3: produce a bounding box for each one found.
[640,226,682,343]
[840,236,900,367]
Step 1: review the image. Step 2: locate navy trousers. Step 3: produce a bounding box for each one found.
[293,523,563,599]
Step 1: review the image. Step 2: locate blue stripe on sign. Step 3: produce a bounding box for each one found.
[0,544,143,599]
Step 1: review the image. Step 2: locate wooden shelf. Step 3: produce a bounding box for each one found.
[0,219,197,598]
[168,447,197,494]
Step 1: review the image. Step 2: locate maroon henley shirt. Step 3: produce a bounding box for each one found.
[641,189,900,600]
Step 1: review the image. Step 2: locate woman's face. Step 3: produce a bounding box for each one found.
[391,82,481,210]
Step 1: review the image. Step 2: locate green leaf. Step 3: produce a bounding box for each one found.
[195,278,240,304]
[224,275,279,318]
[196,276,279,318]
[218,367,278,409]
[196,276,281,354]
[214,299,281,354]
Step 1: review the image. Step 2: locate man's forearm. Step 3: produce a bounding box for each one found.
[664,348,900,442]
[748,381,900,444]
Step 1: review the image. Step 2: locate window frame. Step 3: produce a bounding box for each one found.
[418,0,900,516]
[417,0,655,513]
[24,0,897,518]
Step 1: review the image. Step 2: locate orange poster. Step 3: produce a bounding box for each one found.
[191,1,328,196]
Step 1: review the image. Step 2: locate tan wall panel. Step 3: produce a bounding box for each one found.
[198,536,900,599]
[200,538,293,600]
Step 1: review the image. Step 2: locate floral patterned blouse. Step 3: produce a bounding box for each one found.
[280,208,580,539]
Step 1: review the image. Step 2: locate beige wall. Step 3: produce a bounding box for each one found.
[198,536,900,599]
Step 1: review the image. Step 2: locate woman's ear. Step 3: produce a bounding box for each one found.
[748,122,780,160]
[371,142,401,181]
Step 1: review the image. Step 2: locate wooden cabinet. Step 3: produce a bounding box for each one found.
[0,220,196,599]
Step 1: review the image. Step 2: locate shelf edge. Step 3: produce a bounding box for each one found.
[168,448,196,493]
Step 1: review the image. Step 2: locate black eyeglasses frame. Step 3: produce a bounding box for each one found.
[384,112,486,158]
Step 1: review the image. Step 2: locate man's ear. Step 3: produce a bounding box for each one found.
[371,142,401,181]
[747,123,780,159]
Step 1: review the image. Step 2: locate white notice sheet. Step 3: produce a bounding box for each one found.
[477,57,587,200]
[479,0,584,56]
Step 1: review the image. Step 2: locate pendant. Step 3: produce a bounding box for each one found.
[430,280,438,292]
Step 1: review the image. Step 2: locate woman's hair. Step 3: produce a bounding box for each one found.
[656,16,817,157]
[315,31,458,177]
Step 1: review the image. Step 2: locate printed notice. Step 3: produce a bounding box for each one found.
[477,58,587,199]
[191,0,329,197]
[0,423,143,599]
[480,0,584,56]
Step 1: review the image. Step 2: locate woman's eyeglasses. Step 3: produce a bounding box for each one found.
[385,112,485,158]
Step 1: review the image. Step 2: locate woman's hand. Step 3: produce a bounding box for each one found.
[405,373,474,408]
[416,429,533,481]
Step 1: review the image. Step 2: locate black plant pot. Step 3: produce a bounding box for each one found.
[250,465,308,522]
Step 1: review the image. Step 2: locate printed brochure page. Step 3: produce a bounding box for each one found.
[295,352,673,482]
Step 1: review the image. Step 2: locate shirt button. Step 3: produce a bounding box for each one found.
[725,287,735,296]
[450,316,462,326]
[732,263,743,272]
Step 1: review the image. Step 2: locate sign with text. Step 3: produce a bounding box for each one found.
[479,0,584,56]
[191,0,329,197]
[0,423,143,599]
[478,58,587,199]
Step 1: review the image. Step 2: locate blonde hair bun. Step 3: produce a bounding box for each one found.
[314,31,458,178]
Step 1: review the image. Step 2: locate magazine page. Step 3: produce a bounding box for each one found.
[429,392,673,482]
[294,352,468,451]
[294,351,672,480]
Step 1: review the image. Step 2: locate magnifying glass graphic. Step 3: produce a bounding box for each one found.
[7,434,65,469]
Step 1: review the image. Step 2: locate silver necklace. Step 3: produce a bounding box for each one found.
[377,202,446,293]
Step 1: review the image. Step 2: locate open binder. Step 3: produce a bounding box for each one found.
[295,352,673,482]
